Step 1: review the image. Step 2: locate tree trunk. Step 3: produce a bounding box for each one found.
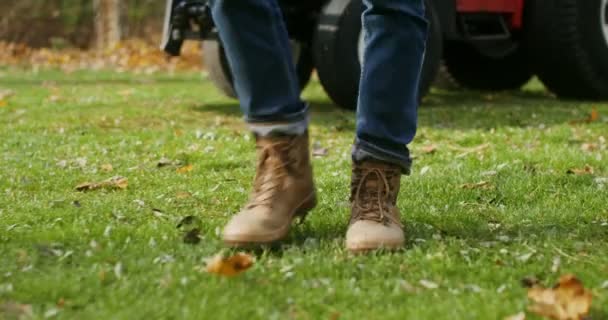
[93,0,121,49]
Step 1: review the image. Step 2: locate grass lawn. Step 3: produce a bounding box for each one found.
[0,68,607,319]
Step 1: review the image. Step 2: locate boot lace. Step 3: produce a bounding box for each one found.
[246,139,296,209]
[352,168,401,226]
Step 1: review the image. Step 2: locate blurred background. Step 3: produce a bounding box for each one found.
[1,0,162,48]
[0,0,202,73]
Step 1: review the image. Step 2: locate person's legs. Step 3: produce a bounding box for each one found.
[210,0,308,133]
[353,0,427,174]
[347,0,428,252]
[210,0,316,246]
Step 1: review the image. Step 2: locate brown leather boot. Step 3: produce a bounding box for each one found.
[223,131,316,246]
[346,160,404,252]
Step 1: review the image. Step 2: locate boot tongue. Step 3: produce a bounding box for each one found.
[362,174,384,201]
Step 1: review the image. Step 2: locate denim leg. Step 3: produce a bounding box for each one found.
[209,0,308,134]
[353,0,428,174]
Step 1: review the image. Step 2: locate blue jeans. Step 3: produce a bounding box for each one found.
[210,0,428,174]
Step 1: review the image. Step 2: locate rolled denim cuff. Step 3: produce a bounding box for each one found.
[352,138,412,175]
[244,102,309,124]
[248,113,309,136]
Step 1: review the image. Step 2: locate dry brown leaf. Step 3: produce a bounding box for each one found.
[312,147,328,157]
[527,274,593,320]
[157,157,179,168]
[75,176,128,191]
[176,191,192,199]
[461,181,492,189]
[205,252,254,277]
[421,144,438,154]
[580,143,598,152]
[0,89,14,100]
[0,89,14,107]
[589,107,599,122]
[176,164,193,174]
[118,89,134,97]
[504,312,526,320]
[570,107,600,124]
[100,163,113,172]
[566,165,594,176]
[0,302,33,318]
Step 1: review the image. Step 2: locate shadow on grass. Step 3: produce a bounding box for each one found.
[190,88,592,131]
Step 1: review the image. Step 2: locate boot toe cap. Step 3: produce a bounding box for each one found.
[346,220,404,252]
[222,210,289,244]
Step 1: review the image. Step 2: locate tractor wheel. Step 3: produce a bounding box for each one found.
[443,41,533,91]
[202,40,314,98]
[313,0,442,110]
[524,0,608,100]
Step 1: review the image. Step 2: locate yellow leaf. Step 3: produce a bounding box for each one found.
[205,252,254,277]
[0,100,6,107]
[176,164,193,174]
[100,163,113,172]
[527,274,593,320]
[174,129,184,137]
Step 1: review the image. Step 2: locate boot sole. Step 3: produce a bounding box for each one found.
[346,242,404,254]
[223,191,317,247]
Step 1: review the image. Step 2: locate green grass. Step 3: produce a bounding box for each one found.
[0,68,607,319]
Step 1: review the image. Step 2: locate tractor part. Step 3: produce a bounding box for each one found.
[443,40,532,91]
[202,40,314,98]
[524,0,608,100]
[313,0,442,110]
[161,0,213,56]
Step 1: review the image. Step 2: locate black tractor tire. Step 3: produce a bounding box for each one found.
[443,41,533,91]
[202,40,314,98]
[524,0,608,100]
[313,0,442,110]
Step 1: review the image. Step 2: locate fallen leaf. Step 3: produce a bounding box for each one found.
[589,107,599,122]
[157,157,180,168]
[461,181,492,189]
[421,144,438,154]
[176,164,193,174]
[75,176,128,191]
[527,274,593,320]
[419,165,431,175]
[175,191,192,199]
[100,163,113,172]
[0,302,33,318]
[580,143,598,152]
[419,279,439,289]
[504,312,526,320]
[312,141,328,157]
[118,88,134,97]
[312,147,328,157]
[205,252,254,277]
[0,89,15,107]
[566,165,594,176]
[174,129,184,137]
[570,107,600,124]
[0,89,15,100]
[177,215,202,244]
